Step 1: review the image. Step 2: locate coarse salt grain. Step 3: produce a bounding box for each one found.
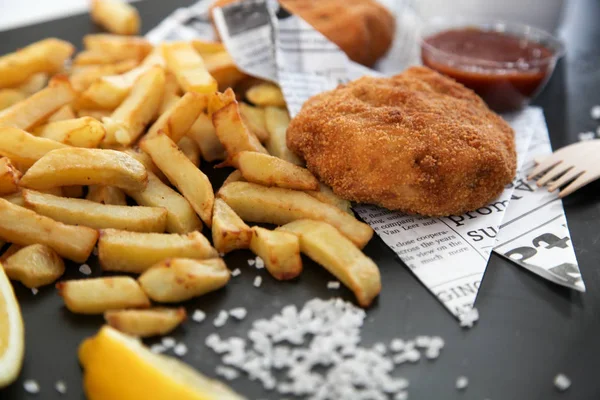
[554,373,571,391]
[248,259,255,266]
[79,264,92,275]
[55,380,67,394]
[253,276,262,288]
[415,336,431,347]
[192,309,206,323]
[161,337,175,348]
[173,343,188,356]
[229,307,247,320]
[390,339,405,352]
[456,376,469,390]
[327,281,340,289]
[590,105,600,119]
[459,308,479,328]
[395,391,408,400]
[231,268,241,277]
[255,256,265,269]
[372,342,386,354]
[24,379,40,394]
[31,288,38,295]
[213,310,229,328]
[216,365,240,380]
[578,131,595,141]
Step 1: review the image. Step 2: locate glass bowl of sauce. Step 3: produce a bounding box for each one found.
[421,18,565,112]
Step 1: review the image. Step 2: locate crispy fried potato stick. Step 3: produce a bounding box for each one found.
[82,34,151,61]
[47,105,76,122]
[34,117,106,148]
[187,112,226,162]
[246,83,286,107]
[212,102,267,158]
[86,185,127,205]
[264,106,302,165]
[0,127,68,169]
[4,244,64,288]
[104,308,186,337]
[145,92,205,142]
[0,158,21,195]
[162,42,218,93]
[90,0,141,35]
[250,226,302,280]
[212,198,252,254]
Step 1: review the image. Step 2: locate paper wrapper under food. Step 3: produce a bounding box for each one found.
[146,0,584,321]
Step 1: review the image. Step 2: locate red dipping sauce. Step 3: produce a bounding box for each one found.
[421,26,563,112]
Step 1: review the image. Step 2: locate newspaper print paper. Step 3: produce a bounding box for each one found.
[146,0,584,320]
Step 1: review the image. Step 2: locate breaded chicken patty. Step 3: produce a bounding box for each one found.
[286,66,517,216]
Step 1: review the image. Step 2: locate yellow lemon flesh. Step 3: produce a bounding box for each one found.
[0,262,24,388]
[79,325,245,400]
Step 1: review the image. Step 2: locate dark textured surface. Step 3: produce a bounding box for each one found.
[1,1,600,399]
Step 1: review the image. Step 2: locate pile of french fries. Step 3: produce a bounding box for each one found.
[0,28,380,337]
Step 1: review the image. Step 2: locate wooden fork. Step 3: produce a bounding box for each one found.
[528,139,600,197]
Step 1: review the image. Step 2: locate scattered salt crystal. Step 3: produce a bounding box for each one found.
[429,336,445,349]
[150,344,166,354]
[590,105,600,119]
[554,373,571,391]
[456,376,469,390]
[390,339,405,352]
[253,276,262,288]
[173,343,188,356]
[161,337,175,348]
[213,310,229,327]
[459,308,479,328]
[79,264,92,275]
[192,309,206,323]
[23,379,40,394]
[255,256,264,269]
[405,349,421,363]
[394,391,408,400]
[372,342,386,355]
[55,380,67,394]
[31,288,38,295]
[230,307,247,320]
[425,347,440,360]
[415,336,431,347]
[248,259,256,266]
[231,268,241,277]
[578,131,595,141]
[327,281,341,289]
[216,365,240,380]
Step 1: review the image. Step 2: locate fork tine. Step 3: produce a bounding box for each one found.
[528,157,561,180]
[536,163,573,187]
[559,172,594,197]
[547,169,584,192]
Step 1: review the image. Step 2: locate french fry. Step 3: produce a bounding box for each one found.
[77,109,111,120]
[279,220,381,307]
[191,40,225,55]
[203,51,247,91]
[0,76,76,130]
[15,73,48,95]
[239,102,268,142]
[86,185,127,205]
[1,192,24,207]
[90,0,141,35]
[212,198,251,254]
[218,182,373,248]
[246,83,286,107]
[4,244,65,288]
[145,92,205,142]
[126,171,203,234]
[207,88,236,115]
[233,151,319,191]
[0,158,21,195]
[34,117,106,148]
[19,148,148,191]
[221,170,245,187]
[264,106,302,165]
[122,147,168,183]
[0,90,26,111]
[158,72,181,115]
[1,243,22,261]
[104,308,187,338]
[73,50,116,66]
[250,226,302,280]
[0,198,98,262]
[141,133,214,227]
[177,136,201,167]
[23,189,167,232]
[0,127,68,169]
[70,59,138,92]
[47,105,76,122]
[138,258,230,303]
[0,38,74,88]
[102,66,165,146]
[306,183,353,214]
[98,229,217,273]
[57,277,150,314]
[187,113,226,162]
[82,34,152,62]
[162,42,217,94]
[212,102,268,158]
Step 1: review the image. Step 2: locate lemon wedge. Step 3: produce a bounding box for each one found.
[0,262,25,388]
[79,325,245,400]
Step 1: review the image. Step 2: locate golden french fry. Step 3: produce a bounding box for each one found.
[158,72,181,115]
[0,127,68,169]
[126,171,203,234]
[162,42,217,94]
[77,109,111,120]
[146,92,205,142]
[212,102,268,158]
[86,185,127,205]
[239,102,268,142]
[177,136,201,167]
[218,182,373,248]
[264,106,302,165]
[104,307,187,338]
[20,148,148,191]
[2,192,24,207]
[47,105,76,122]
[73,50,116,66]
[103,66,165,146]
[306,183,353,214]
[211,198,251,254]
[233,151,319,191]
[191,40,225,55]
[23,189,167,232]
[75,48,165,110]
[0,158,21,195]
[221,170,245,187]
[250,226,302,280]
[15,73,48,95]
[207,88,236,116]
[246,83,286,107]
[141,133,214,227]
[98,229,217,273]
[34,117,106,148]
[1,243,23,261]
[0,38,74,88]
[0,76,76,130]
[90,0,141,35]
[138,258,229,303]
[203,51,247,91]
[0,90,26,111]
[0,198,98,262]
[82,34,151,61]
[70,59,138,92]
[187,113,226,162]
[122,147,168,183]
[4,244,64,288]
[57,277,150,314]
[279,220,381,307]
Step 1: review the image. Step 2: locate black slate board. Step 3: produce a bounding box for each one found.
[2,1,600,399]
